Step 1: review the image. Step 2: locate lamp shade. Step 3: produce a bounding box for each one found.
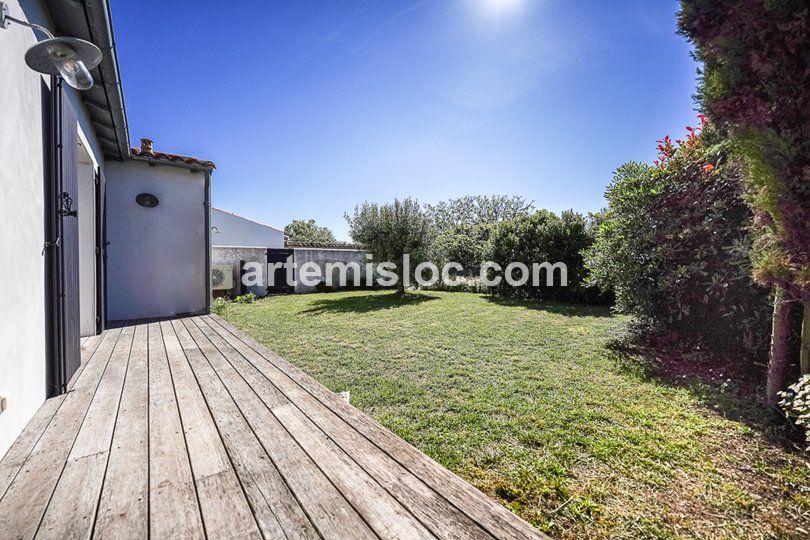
[24,37,102,90]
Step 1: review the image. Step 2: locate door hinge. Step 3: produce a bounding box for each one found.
[42,237,61,255]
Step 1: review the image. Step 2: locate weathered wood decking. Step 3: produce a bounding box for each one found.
[0,315,545,539]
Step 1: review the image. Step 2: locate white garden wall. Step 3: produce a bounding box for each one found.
[292,248,367,293]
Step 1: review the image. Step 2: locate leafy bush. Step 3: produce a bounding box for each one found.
[490,210,607,303]
[584,162,659,314]
[779,375,810,451]
[423,275,488,294]
[586,122,772,357]
[211,297,228,315]
[234,293,257,304]
[679,0,810,403]
[433,223,496,274]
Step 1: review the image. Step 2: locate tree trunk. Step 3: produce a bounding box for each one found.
[766,285,794,406]
[800,301,810,376]
[396,277,406,298]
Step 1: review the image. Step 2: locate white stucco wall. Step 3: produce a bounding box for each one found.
[105,160,208,321]
[212,208,284,249]
[0,0,104,457]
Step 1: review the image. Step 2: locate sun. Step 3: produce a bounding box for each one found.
[473,0,524,19]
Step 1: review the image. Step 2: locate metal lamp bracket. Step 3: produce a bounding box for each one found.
[0,2,55,37]
[1,3,10,29]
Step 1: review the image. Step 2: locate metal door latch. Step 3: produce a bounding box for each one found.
[61,191,77,217]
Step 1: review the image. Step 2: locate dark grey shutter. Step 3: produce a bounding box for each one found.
[44,78,81,396]
[95,168,106,333]
[58,80,81,387]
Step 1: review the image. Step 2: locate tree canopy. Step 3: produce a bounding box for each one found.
[345,198,433,296]
[284,219,337,244]
[425,195,534,233]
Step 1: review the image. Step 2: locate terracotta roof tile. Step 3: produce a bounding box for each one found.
[131,146,216,169]
[286,241,363,250]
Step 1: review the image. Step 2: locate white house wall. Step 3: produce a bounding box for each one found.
[0,0,104,457]
[212,208,284,248]
[105,160,207,321]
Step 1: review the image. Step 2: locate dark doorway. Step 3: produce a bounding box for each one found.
[43,78,82,397]
[266,248,295,294]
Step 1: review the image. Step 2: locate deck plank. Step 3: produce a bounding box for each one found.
[37,324,136,539]
[174,318,319,539]
[193,316,493,540]
[0,396,65,499]
[94,322,150,539]
[1,316,545,540]
[186,317,434,539]
[189,318,437,539]
[207,315,544,540]
[147,321,205,539]
[183,320,376,540]
[160,320,261,539]
[0,327,122,540]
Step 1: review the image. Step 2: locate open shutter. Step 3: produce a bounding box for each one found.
[44,78,81,396]
[58,80,81,388]
[95,168,106,333]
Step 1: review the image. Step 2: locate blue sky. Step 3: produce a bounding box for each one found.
[111,0,699,240]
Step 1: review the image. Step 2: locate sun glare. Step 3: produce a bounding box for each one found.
[475,0,524,17]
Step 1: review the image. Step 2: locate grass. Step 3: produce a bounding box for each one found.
[222,290,809,539]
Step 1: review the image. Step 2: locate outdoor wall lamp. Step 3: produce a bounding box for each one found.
[0,1,102,90]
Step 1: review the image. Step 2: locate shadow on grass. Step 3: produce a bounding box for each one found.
[300,292,440,315]
[605,342,803,449]
[483,295,614,318]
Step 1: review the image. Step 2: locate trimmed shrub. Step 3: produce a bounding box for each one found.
[491,210,607,303]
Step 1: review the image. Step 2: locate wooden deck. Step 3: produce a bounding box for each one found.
[0,315,545,539]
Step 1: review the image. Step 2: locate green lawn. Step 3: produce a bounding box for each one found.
[221,290,809,539]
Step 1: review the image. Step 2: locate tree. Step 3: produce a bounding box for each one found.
[345,198,433,297]
[284,219,337,244]
[679,0,810,403]
[425,195,534,232]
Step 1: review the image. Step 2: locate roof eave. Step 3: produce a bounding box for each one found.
[46,0,129,160]
[130,154,215,173]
